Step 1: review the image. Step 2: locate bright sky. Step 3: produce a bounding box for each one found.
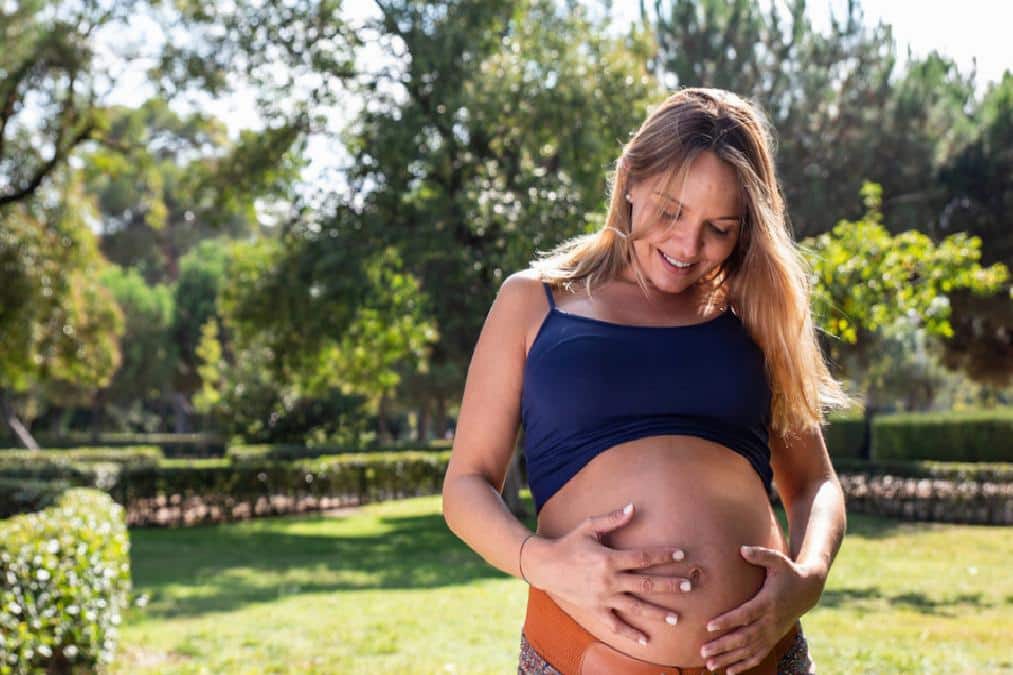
[93,0,1010,201]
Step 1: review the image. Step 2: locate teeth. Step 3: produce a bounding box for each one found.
[661,251,693,268]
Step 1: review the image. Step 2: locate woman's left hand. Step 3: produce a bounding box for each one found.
[698,545,825,674]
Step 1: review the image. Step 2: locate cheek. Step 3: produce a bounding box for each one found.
[711,235,740,260]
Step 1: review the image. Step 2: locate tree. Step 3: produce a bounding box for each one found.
[322,0,656,511]
[802,181,1009,457]
[195,238,437,445]
[0,170,124,448]
[642,0,979,240]
[0,0,140,207]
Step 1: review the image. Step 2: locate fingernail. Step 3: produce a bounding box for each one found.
[623,502,633,515]
[706,660,716,670]
[673,549,685,561]
[638,635,647,645]
[666,613,678,625]
[707,623,719,632]
[680,580,691,591]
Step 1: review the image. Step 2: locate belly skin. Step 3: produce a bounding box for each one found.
[535,435,788,667]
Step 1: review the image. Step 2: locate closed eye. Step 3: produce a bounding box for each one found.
[662,210,731,237]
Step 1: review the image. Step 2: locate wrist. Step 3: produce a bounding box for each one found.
[796,560,828,609]
[519,534,551,589]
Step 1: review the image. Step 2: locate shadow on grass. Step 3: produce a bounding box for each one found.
[127,499,943,622]
[129,508,520,620]
[817,587,1000,617]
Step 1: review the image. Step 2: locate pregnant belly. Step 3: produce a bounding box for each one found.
[535,435,788,667]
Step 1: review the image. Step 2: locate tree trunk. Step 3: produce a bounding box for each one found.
[859,384,875,460]
[172,391,191,433]
[90,389,104,443]
[0,388,40,450]
[416,399,430,443]
[434,397,448,440]
[377,392,392,444]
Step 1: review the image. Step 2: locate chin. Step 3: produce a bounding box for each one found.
[650,265,701,292]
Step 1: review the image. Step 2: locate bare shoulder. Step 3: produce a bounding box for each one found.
[443,269,548,487]
[500,269,552,357]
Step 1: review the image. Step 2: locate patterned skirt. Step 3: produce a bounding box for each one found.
[517,627,816,674]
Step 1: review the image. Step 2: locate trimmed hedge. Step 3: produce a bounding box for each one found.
[0,489,131,673]
[9,433,226,459]
[0,447,163,469]
[0,451,453,527]
[831,458,1013,482]
[0,478,71,519]
[226,440,453,463]
[3,448,1010,528]
[873,410,1013,462]
[823,414,865,459]
[818,409,1013,462]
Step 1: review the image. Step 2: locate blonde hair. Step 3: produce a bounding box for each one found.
[529,87,858,438]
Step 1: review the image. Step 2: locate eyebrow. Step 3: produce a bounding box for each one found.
[652,192,743,223]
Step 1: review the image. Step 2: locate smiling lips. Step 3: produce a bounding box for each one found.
[659,249,696,272]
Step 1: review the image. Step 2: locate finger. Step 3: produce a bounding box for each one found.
[725,649,767,675]
[740,545,787,568]
[583,502,635,538]
[616,572,694,595]
[600,608,649,646]
[706,599,764,633]
[704,643,756,673]
[612,546,686,570]
[611,593,681,626]
[700,626,754,660]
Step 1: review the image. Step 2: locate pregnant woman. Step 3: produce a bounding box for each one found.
[442,87,853,674]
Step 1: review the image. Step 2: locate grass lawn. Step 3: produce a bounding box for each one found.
[111,493,1012,674]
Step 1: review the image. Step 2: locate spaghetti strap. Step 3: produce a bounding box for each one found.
[541,282,556,310]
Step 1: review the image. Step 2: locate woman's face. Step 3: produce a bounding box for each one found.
[625,150,745,297]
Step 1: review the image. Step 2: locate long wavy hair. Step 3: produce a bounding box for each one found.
[529,87,858,437]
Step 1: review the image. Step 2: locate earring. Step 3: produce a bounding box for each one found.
[625,193,632,203]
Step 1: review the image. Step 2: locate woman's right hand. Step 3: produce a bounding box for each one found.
[521,502,694,645]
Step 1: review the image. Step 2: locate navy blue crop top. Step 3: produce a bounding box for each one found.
[521,281,774,514]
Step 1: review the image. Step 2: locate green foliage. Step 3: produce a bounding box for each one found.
[0,447,163,471]
[198,237,437,444]
[98,266,177,405]
[872,409,1013,462]
[823,413,866,460]
[0,450,452,526]
[0,172,125,394]
[645,0,980,242]
[820,409,1013,462]
[0,488,131,674]
[831,457,1013,483]
[174,239,230,396]
[801,181,1010,404]
[109,496,1012,673]
[9,433,225,458]
[938,71,1013,267]
[0,478,70,520]
[0,0,135,207]
[81,98,291,285]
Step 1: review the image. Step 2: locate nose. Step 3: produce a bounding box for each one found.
[665,221,703,260]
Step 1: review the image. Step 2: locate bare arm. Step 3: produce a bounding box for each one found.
[442,272,692,643]
[769,424,847,593]
[441,272,533,579]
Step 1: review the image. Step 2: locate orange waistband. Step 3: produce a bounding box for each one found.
[522,585,799,675]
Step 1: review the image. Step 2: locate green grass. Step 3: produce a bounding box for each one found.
[112,494,1013,674]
